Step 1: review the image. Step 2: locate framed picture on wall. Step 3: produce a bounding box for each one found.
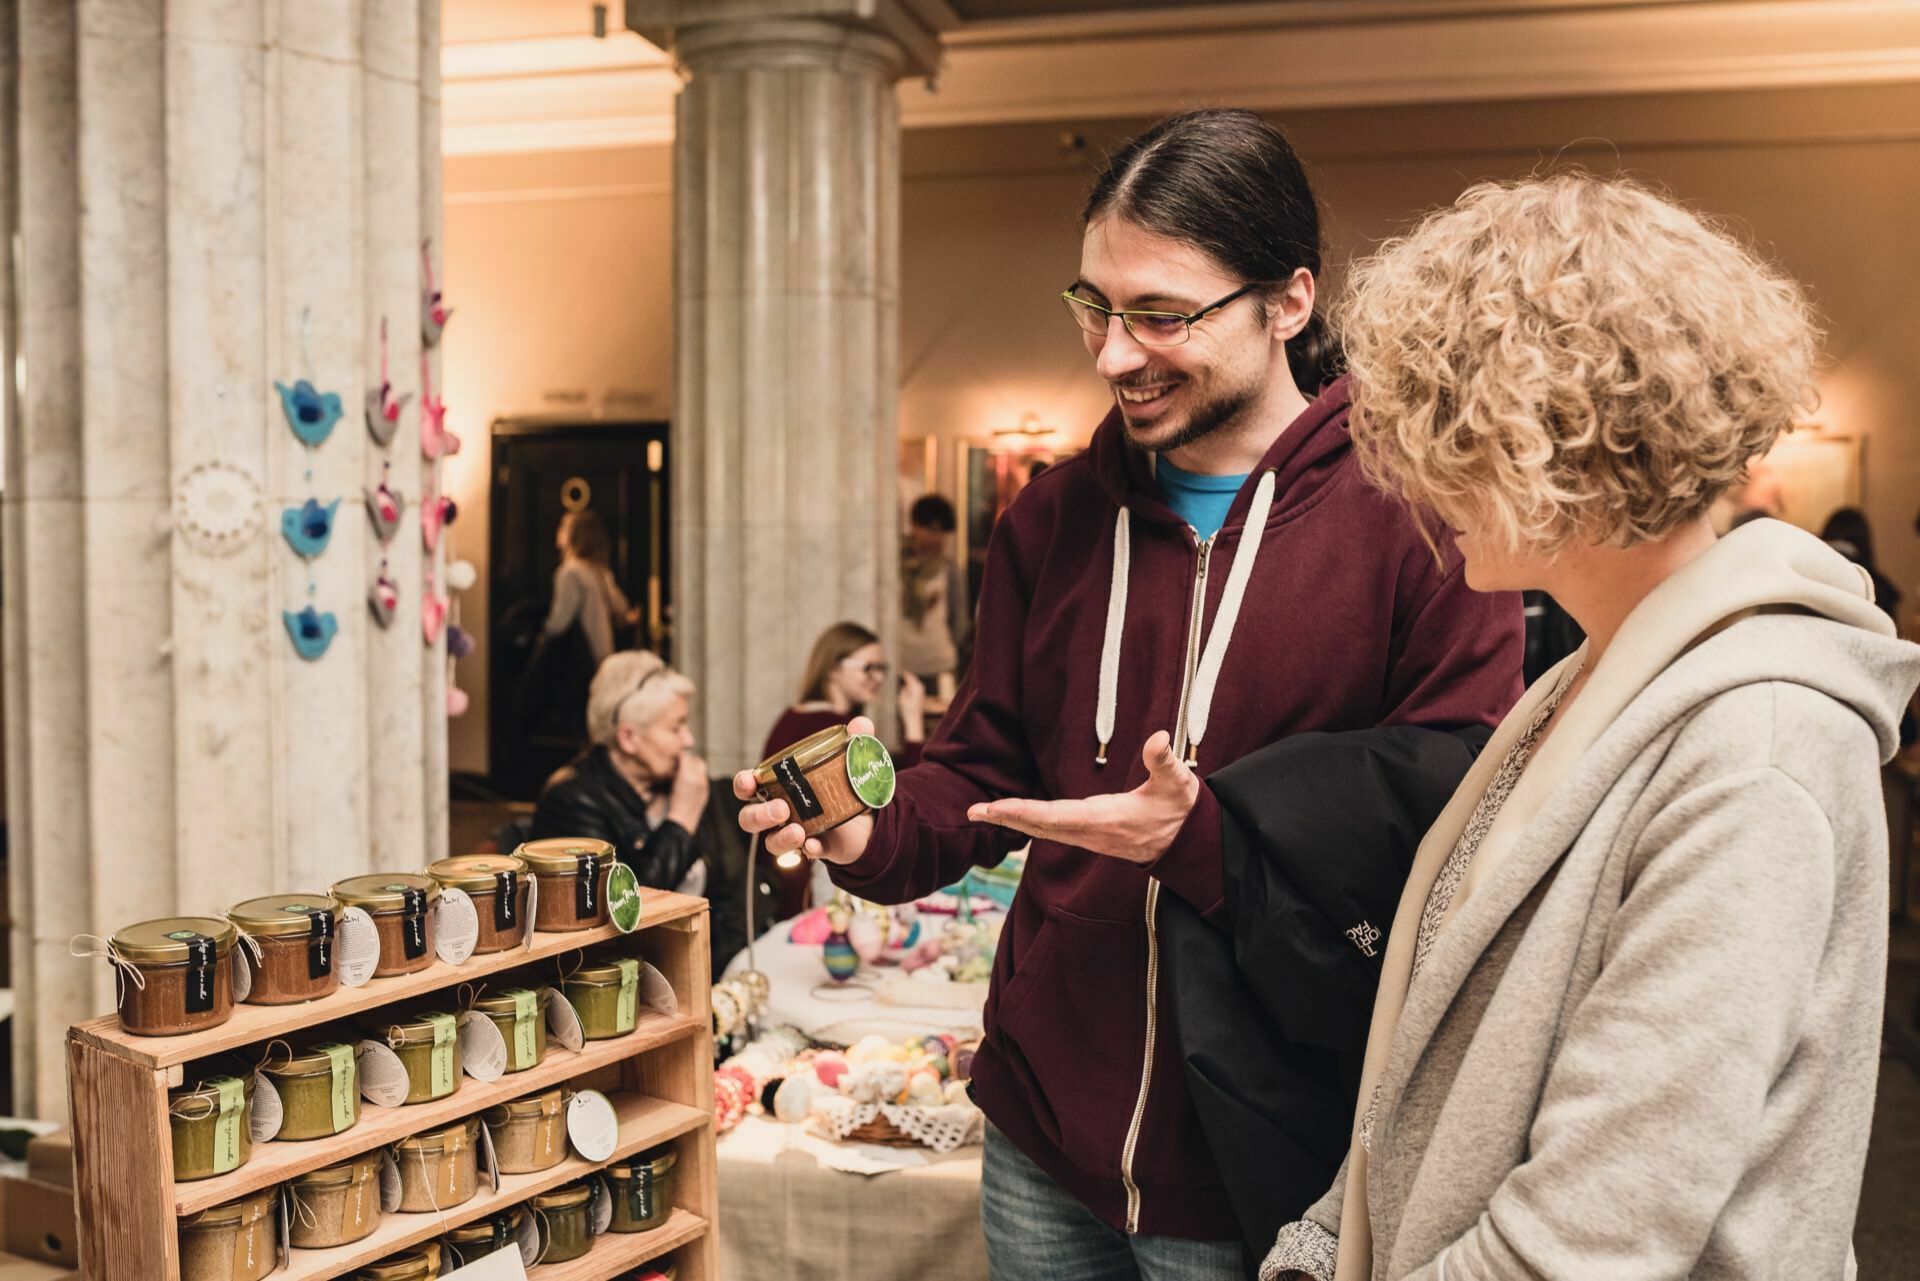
[955,439,1073,610]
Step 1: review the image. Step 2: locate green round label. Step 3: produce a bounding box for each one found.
[606,863,643,934]
[845,734,896,809]
[165,930,199,940]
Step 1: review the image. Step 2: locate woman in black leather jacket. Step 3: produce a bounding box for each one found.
[530,650,757,974]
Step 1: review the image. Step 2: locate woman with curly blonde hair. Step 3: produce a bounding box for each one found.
[1265,173,1920,1281]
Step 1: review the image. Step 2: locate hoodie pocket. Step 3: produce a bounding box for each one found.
[988,909,1147,1177]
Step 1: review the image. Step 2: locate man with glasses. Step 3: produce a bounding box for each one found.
[739,110,1522,1279]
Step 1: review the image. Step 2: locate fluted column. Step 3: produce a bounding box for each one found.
[4,0,449,1118]
[628,1,949,772]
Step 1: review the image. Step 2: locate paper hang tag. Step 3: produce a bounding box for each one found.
[275,1184,291,1271]
[615,958,640,1034]
[318,1042,357,1133]
[566,1089,619,1163]
[544,985,585,1052]
[231,940,254,1003]
[357,1039,411,1108]
[517,1205,541,1265]
[249,1072,284,1143]
[457,1010,508,1082]
[476,1112,501,1190]
[378,1149,402,1213]
[443,1243,532,1280]
[336,907,381,987]
[428,1012,459,1095]
[522,877,539,952]
[639,961,678,1015]
[588,1172,615,1236]
[606,862,642,933]
[434,887,480,965]
[210,1076,245,1174]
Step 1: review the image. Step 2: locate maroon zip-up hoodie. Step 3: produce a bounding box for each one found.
[831,377,1523,1239]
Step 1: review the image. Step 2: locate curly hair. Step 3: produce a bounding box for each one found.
[1337,172,1821,552]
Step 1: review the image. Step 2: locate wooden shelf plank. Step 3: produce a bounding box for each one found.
[275,1094,708,1281]
[70,891,707,1069]
[174,1014,700,1215]
[527,1209,705,1281]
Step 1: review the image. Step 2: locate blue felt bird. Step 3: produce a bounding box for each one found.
[283,606,339,661]
[282,498,341,559]
[275,379,343,447]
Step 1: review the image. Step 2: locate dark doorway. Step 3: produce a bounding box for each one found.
[489,419,670,801]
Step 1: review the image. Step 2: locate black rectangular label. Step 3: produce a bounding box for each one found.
[494,872,517,930]
[307,910,334,979]
[627,1164,654,1222]
[401,888,428,958]
[577,855,599,917]
[775,756,823,820]
[183,935,215,1014]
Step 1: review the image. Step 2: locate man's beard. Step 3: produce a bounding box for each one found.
[1120,377,1260,454]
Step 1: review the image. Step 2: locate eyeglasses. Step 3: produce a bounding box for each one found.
[1061,282,1267,347]
[842,661,890,678]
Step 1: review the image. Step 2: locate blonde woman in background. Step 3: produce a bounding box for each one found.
[1266,174,1920,1280]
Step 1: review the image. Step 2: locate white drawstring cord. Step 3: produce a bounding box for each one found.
[1185,470,1276,759]
[1094,505,1131,765]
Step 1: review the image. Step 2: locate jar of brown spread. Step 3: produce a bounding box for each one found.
[442,1206,528,1268]
[607,1144,679,1233]
[287,1150,381,1249]
[482,1086,569,1173]
[228,894,343,1005]
[112,917,237,1036]
[752,725,897,838]
[426,854,530,952]
[330,874,440,977]
[472,986,550,1072]
[262,1041,361,1140]
[168,1072,255,1182]
[515,838,615,931]
[177,1185,278,1281]
[392,1116,480,1213]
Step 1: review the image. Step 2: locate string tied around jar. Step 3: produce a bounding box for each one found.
[554,948,587,987]
[221,913,267,972]
[69,934,146,997]
[284,1181,320,1232]
[456,981,487,1014]
[250,1038,296,1075]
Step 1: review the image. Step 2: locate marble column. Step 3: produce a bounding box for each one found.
[3,0,450,1118]
[627,1,950,772]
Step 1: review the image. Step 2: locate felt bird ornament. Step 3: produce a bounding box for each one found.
[276,379,343,447]
[281,498,340,559]
[365,476,404,544]
[421,239,454,347]
[365,318,412,447]
[284,606,339,660]
[419,353,461,461]
[368,568,399,629]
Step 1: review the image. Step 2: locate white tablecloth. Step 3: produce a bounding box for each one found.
[723,918,988,1044]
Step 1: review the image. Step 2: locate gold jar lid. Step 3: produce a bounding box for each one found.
[292,1150,381,1189]
[229,893,344,938]
[366,1009,459,1047]
[514,837,616,874]
[394,1115,478,1154]
[262,1040,356,1078]
[608,1145,679,1181]
[330,873,440,913]
[168,1071,254,1119]
[354,1250,435,1281]
[426,854,527,893]
[754,724,849,781]
[484,1086,566,1122]
[531,1182,593,1211]
[567,958,635,987]
[445,1207,526,1245]
[181,1185,276,1229]
[111,917,237,964]
[472,986,549,1016]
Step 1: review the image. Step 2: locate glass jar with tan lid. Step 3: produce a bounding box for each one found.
[178,1185,278,1281]
[168,1071,254,1182]
[393,1115,480,1212]
[330,874,439,977]
[442,1206,529,1268]
[287,1150,381,1249]
[112,916,236,1036]
[607,1144,679,1233]
[261,1040,360,1139]
[361,1009,462,1105]
[472,986,550,1072]
[482,1086,569,1173]
[227,894,343,1005]
[515,837,615,931]
[564,956,644,1039]
[531,1180,596,1263]
[426,854,530,953]
[350,1248,436,1281]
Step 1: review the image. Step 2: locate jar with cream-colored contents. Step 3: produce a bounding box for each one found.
[392,1116,480,1213]
[515,837,615,931]
[287,1151,381,1249]
[426,854,530,953]
[227,893,343,1005]
[111,917,237,1036]
[362,1010,461,1105]
[262,1041,360,1139]
[472,986,550,1072]
[177,1186,278,1281]
[482,1086,568,1173]
[168,1072,254,1182]
[329,874,439,977]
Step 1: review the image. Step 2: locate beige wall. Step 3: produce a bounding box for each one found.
[445,81,1920,776]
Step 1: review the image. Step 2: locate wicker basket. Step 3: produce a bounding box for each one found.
[843,1112,924,1147]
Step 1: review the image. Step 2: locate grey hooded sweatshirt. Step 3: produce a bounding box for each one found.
[1264,518,1920,1281]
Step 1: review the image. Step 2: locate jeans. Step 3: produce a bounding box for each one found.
[981,1124,1244,1281]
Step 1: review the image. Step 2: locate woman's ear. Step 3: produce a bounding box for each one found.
[1270,267,1315,343]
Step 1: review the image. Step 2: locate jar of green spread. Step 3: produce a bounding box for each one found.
[177,1185,278,1281]
[168,1072,254,1182]
[287,1150,381,1249]
[262,1041,360,1140]
[531,1181,595,1263]
[364,1010,462,1105]
[472,986,550,1072]
[482,1086,569,1174]
[350,1248,436,1280]
[393,1116,480,1213]
[606,1144,679,1233]
[563,956,643,1039]
[442,1206,528,1268]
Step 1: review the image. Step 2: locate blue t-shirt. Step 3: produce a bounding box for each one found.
[1157,459,1249,540]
